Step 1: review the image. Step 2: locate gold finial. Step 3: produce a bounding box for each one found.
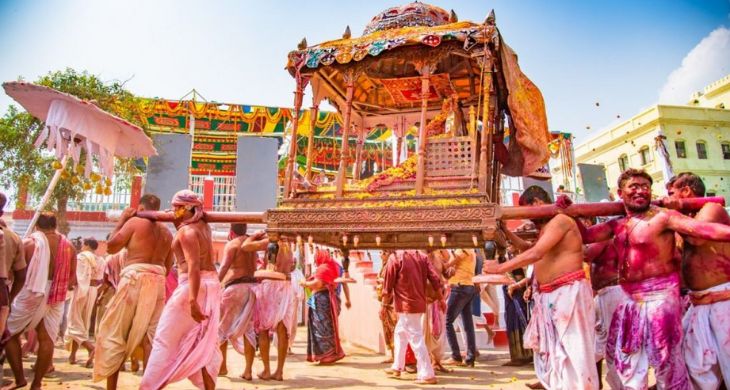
[342,25,351,39]
[298,37,308,50]
[485,10,496,26]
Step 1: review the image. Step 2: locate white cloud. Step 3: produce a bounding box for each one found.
[658,27,730,104]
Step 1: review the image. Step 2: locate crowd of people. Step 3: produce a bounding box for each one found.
[0,166,727,389]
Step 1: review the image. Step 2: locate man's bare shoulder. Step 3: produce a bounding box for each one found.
[695,202,730,224]
[549,213,578,230]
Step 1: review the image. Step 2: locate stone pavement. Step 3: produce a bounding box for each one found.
[3,327,541,389]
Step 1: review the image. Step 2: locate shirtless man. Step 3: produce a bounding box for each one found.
[584,237,625,389]
[217,224,267,380]
[255,239,297,381]
[4,212,76,390]
[140,190,222,390]
[666,172,730,388]
[571,168,730,389]
[93,194,173,389]
[485,185,599,389]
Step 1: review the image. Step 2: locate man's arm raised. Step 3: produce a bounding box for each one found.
[241,230,268,252]
[485,214,571,274]
[667,209,730,242]
[106,208,138,254]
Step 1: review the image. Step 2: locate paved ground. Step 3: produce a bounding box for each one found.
[2,327,541,389]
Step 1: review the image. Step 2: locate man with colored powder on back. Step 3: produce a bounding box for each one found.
[217,223,266,380]
[566,168,730,389]
[666,172,730,388]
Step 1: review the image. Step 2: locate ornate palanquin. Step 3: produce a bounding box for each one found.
[268,2,551,251]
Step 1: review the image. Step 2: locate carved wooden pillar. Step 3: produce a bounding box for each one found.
[478,57,494,194]
[415,64,433,195]
[353,127,365,180]
[335,71,355,197]
[284,75,310,198]
[304,104,319,180]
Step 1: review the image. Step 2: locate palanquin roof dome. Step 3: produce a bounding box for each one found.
[363,2,451,35]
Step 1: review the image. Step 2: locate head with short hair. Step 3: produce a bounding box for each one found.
[83,237,99,251]
[139,194,161,211]
[230,223,247,237]
[617,168,653,212]
[617,168,653,190]
[670,172,705,198]
[36,212,57,230]
[518,185,553,206]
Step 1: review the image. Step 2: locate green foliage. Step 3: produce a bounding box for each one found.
[0,68,148,231]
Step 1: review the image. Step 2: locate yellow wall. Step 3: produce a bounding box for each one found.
[573,98,730,199]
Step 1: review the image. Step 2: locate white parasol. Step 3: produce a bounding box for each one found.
[2,81,158,236]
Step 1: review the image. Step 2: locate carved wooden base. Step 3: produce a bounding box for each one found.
[267,193,498,250]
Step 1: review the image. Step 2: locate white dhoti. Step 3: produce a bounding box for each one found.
[65,287,98,344]
[7,232,64,341]
[218,281,257,353]
[7,286,63,342]
[683,281,730,390]
[255,279,295,340]
[391,312,435,381]
[594,284,628,390]
[140,271,222,390]
[93,264,166,382]
[524,270,599,390]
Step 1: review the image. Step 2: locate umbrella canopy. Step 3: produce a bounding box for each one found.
[2,81,157,178]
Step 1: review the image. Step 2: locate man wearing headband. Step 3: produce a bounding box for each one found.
[94,194,173,389]
[141,190,221,390]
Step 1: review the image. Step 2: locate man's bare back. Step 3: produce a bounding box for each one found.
[219,235,257,285]
[682,202,730,291]
[108,215,172,269]
[173,220,215,275]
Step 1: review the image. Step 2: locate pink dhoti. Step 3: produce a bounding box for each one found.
[683,281,730,389]
[594,284,628,390]
[255,279,295,340]
[140,271,222,390]
[218,280,257,353]
[524,270,599,390]
[93,264,166,382]
[607,273,689,390]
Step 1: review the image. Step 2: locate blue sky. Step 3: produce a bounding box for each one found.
[1,0,728,143]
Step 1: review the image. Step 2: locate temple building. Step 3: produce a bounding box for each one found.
[556,74,730,199]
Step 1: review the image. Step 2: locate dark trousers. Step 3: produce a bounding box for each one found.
[445,284,477,362]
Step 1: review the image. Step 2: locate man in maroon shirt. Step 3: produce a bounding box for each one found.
[381,250,444,385]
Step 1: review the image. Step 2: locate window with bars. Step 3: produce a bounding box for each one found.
[696,141,708,160]
[618,154,628,172]
[189,175,237,212]
[722,143,730,160]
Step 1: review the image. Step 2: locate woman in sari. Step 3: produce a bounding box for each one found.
[301,250,345,364]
